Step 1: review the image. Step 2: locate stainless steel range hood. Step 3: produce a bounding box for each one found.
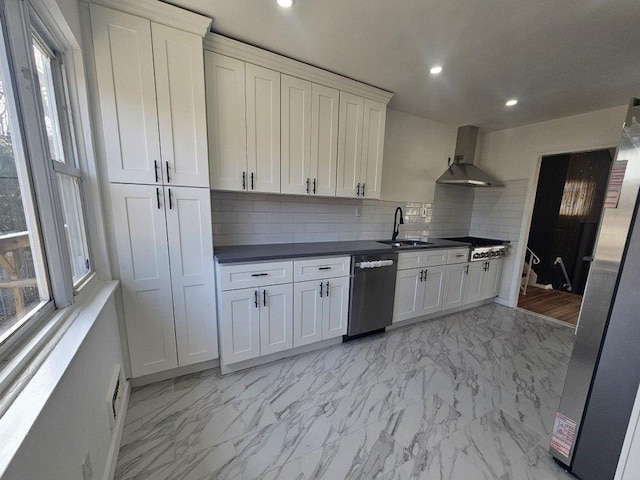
[436,125,503,187]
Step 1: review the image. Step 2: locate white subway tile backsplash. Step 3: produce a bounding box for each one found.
[210,181,527,247]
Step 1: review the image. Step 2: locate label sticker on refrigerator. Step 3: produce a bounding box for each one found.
[604,160,628,208]
[551,412,577,457]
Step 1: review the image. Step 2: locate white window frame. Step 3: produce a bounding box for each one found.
[0,0,96,360]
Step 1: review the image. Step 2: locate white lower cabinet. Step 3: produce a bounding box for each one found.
[442,263,467,310]
[481,259,503,299]
[111,184,217,377]
[294,276,349,347]
[260,284,294,355]
[462,261,484,304]
[393,266,446,323]
[218,257,350,366]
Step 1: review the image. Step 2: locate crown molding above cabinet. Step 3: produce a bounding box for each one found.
[204,33,394,105]
[82,0,212,36]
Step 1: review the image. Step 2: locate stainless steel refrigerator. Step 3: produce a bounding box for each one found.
[550,97,640,479]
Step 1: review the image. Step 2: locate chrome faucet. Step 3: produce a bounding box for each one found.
[392,207,404,241]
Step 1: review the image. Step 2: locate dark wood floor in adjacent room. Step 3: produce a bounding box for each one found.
[518,286,582,325]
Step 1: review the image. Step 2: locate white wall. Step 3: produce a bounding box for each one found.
[381,108,457,204]
[3,292,125,480]
[476,104,627,306]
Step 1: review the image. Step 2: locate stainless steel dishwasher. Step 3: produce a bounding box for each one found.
[346,252,399,339]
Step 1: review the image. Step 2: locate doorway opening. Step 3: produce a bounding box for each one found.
[519,148,614,325]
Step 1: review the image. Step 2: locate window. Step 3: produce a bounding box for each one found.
[32,29,90,284]
[0,26,48,341]
[0,0,94,354]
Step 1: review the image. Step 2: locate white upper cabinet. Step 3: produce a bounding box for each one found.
[206,53,247,191]
[361,99,386,199]
[281,75,312,195]
[91,5,161,185]
[165,187,217,366]
[246,64,281,193]
[91,5,208,187]
[336,92,364,198]
[311,84,339,197]
[152,24,208,187]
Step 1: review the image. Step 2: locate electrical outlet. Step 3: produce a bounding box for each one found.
[421,207,428,217]
[82,451,93,480]
[355,206,362,217]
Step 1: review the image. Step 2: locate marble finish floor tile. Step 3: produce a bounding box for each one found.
[450,409,542,478]
[116,303,575,480]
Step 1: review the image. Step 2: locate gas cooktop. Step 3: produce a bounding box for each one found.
[445,236,509,261]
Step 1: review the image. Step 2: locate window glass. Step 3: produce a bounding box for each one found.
[32,38,67,165]
[0,56,46,338]
[56,174,89,282]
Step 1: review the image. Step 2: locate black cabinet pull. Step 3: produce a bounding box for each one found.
[318,266,331,270]
[465,264,469,275]
[419,270,423,282]
[156,187,161,209]
[263,289,266,307]
[168,188,173,209]
[154,160,159,183]
[319,282,323,297]
[242,171,246,190]
[313,178,316,194]
[254,290,258,308]
[356,183,360,196]
[326,281,329,297]
[251,172,254,190]
[251,273,269,277]
[306,178,310,194]
[362,183,365,197]
[165,161,170,183]
[424,268,428,278]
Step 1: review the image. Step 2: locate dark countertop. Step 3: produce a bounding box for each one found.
[214,238,471,264]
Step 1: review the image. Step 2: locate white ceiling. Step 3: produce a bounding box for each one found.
[171,0,640,131]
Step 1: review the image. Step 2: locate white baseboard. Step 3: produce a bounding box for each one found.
[130,358,220,388]
[103,379,130,480]
[494,297,511,307]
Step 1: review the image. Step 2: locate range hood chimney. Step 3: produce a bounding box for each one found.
[436,125,503,187]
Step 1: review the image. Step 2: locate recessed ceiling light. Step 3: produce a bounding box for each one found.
[430,65,443,75]
[277,0,294,7]
[505,99,518,107]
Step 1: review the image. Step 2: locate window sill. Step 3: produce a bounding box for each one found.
[0,279,118,473]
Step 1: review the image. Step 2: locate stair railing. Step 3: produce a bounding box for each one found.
[521,247,541,295]
[554,256,573,292]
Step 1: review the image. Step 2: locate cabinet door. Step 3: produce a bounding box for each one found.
[109,184,177,376]
[220,288,260,364]
[260,284,293,355]
[463,262,484,304]
[421,265,446,316]
[336,92,364,197]
[293,280,323,347]
[246,64,280,193]
[166,187,218,366]
[393,268,424,323]
[90,5,161,185]
[205,53,247,191]
[481,259,502,299]
[311,84,339,197]
[442,263,466,310]
[360,99,386,199]
[281,75,312,195]
[323,276,349,339]
[152,24,208,187]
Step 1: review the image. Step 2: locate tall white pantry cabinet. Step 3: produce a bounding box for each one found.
[89,2,218,377]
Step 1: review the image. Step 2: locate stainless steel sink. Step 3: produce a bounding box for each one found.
[377,239,434,248]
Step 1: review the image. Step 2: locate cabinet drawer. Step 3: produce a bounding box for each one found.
[294,256,351,281]
[447,248,469,264]
[219,261,293,290]
[397,250,448,270]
